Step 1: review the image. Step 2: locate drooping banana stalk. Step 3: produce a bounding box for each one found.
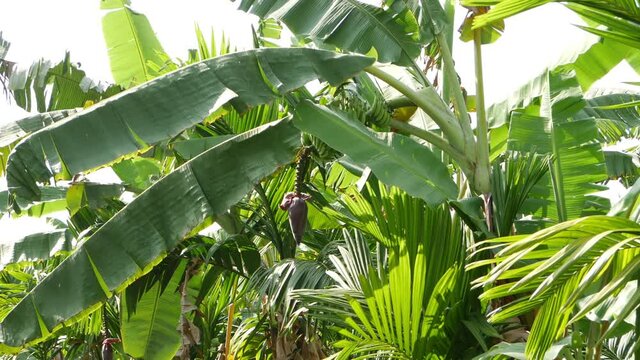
[101,304,121,360]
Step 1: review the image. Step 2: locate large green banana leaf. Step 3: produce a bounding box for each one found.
[6,48,374,203]
[487,38,637,128]
[101,0,168,88]
[0,225,70,269]
[234,0,438,67]
[507,70,608,223]
[293,101,458,205]
[7,54,122,113]
[121,260,186,360]
[0,110,78,178]
[0,110,79,148]
[0,119,301,350]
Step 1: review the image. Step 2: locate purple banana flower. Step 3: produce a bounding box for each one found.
[280,192,311,244]
[101,338,120,360]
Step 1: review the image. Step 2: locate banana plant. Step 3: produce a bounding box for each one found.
[3,0,640,358]
[0,119,302,351]
[5,48,374,204]
[0,5,492,352]
[101,0,169,88]
[0,45,415,349]
[235,0,494,195]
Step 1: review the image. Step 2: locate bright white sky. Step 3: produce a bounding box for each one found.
[0,1,639,236]
[0,0,638,122]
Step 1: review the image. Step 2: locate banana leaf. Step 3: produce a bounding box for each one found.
[0,119,300,349]
[507,70,608,222]
[0,227,71,270]
[101,0,168,88]
[2,186,68,217]
[110,158,162,192]
[6,48,374,203]
[46,53,122,111]
[604,150,639,183]
[0,110,79,148]
[234,0,439,67]
[487,38,637,128]
[121,260,186,360]
[8,53,121,113]
[293,101,457,205]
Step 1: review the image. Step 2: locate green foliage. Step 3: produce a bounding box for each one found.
[470,214,640,358]
[293,185,475,359]
[6,48,373,204]
[490,152,551,237]
[121,261,185,359]
[101,0,168,88]
[487,38,638,128]
[7,52,121,113]
[235,0,438,67]
[294,101,458,205]
[3,0,640,358]
[507,70,609,223]
[0,226,71,269]
[0,120,301,348]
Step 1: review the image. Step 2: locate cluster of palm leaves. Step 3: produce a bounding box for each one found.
[0,0,639,359]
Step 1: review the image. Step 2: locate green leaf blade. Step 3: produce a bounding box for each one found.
[294,101,457,205]
[236,0,428,66]
[0,119,300,347]
[101,0,168,88]
[6,48,373,202]
[121,261,185,360]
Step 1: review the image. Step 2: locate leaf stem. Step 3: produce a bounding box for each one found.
[585,321,598,360]
[435,31,475,152]
[473,29,491,194]
[387,95,418,109]
[224,275,239,358]
[389,119,468,168]
[636,274,640,360]
[441,0,456,104]
[365,65,463,150]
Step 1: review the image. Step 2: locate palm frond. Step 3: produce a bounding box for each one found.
[291,183,478,358]
[470,215,640,356]
[491,151,551,237]
[249,258,333,323]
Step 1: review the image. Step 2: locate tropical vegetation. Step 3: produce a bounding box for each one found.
[0,0,639,359]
